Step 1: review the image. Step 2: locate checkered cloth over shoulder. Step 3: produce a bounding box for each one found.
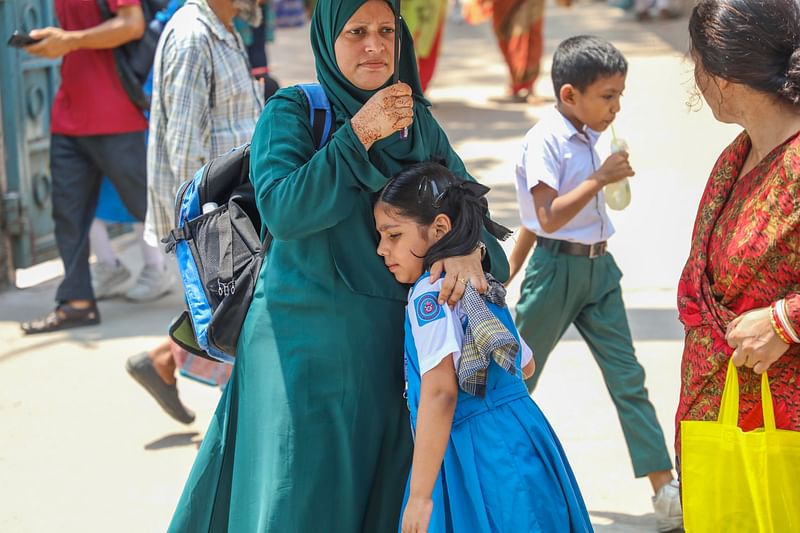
[458,274,519,397]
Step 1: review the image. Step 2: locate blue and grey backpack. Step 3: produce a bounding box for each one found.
[165,83,333,363]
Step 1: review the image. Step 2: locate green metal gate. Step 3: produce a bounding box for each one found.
[0,0,60,268]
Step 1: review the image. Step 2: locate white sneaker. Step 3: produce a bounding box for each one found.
[652,479,683,532]
[91,260,132,299]
[125,265,175,302]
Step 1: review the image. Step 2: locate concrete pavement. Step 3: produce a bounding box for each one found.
[1,2,738,531]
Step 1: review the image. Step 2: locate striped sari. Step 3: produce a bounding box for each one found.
[491,0,545,96]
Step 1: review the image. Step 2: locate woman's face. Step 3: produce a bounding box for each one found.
[334,0,396,91]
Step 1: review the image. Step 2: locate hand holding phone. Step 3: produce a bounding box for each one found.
[7,31,41,48]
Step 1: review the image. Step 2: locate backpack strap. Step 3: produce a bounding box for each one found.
[95,0,112,20]
[296,83,333,150]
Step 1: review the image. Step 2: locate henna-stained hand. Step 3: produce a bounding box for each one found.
[351,83,413,150]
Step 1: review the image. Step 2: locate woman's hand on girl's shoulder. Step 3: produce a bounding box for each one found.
[401,496,433,533]
[351,82,414,150]
[430,247,486,307]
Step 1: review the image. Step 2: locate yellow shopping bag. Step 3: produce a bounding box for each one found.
[681,360,800,532]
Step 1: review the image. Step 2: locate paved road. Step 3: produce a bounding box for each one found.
[1,3,738,531]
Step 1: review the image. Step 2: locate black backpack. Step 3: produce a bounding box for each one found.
[164,84,334,362]
[96,0,168,111]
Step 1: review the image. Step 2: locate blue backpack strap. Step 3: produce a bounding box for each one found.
[296,83,333,149]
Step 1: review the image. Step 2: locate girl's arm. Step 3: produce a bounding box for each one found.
[402,355,459,533]
[506,227,537,285]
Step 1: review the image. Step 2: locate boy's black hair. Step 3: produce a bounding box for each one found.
[377,161,511,272]
[551,35,628,101]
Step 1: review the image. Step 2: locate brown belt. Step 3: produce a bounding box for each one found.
[536,236,607,258]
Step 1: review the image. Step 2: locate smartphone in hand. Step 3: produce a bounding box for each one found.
[7,31,41,48]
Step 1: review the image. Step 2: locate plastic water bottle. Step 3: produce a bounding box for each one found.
[604,137,631,211]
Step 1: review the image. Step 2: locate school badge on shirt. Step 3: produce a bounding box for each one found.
[415,292,444,327]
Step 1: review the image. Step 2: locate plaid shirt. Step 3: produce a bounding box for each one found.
[145,0,262,243]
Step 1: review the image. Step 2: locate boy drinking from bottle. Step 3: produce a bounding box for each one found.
[507,35,682,532]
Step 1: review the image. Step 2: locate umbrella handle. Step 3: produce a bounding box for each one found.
[394,7,408,140]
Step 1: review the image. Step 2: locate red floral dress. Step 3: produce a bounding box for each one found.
[676,130,800,454]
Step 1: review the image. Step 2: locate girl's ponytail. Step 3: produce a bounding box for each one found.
[423,180,511,270]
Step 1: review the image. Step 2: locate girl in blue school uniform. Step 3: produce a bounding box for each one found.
[374,161,592,533]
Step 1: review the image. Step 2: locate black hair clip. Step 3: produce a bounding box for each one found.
[417,176,447,208]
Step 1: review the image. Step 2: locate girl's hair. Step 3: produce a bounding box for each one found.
[377,161,511,271]
[689,0,800,106]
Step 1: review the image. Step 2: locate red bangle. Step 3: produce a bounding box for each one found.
[770,303,794,344]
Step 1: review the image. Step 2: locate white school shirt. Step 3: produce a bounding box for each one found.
[407,276,533,377]
[515,107,615,245]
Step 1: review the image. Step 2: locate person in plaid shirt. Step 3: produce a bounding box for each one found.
[126,0,264,425]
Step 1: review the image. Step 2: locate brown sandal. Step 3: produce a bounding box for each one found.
[21,302,101,335]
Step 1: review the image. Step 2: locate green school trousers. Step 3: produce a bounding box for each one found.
[515,245,672,477]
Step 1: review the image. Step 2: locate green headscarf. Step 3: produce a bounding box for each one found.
[310,0,432,166]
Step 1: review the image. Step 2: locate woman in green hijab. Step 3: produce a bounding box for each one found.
[168,1,508,531]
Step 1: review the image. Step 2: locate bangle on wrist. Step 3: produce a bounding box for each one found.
[770,301,794,344]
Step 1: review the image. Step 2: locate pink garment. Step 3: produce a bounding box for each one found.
[171,341,232,387]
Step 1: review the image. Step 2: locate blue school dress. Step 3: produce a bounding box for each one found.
[401,274,592,532]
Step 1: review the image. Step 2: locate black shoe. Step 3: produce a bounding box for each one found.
[21,302,101,335]
[126,352,196,425]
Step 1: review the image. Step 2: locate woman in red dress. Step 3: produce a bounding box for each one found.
[677,0,800,456]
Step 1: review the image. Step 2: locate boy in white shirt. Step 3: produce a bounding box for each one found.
[507,35,682,532]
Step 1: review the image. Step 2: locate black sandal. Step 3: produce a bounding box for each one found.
[21,302,101,335]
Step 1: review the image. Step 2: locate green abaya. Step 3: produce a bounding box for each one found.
[168,1,508,531]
